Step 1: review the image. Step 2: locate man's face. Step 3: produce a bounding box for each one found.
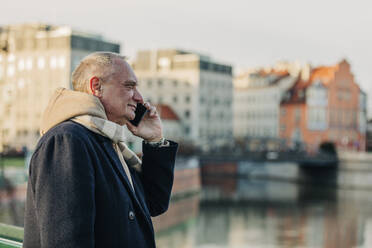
[100,59,143,125]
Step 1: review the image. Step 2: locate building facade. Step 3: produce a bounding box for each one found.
[233,70,299,139]
[280,60,367,152]
[0,23,120,151]
[233,62,308,151]
[132,49,233,150]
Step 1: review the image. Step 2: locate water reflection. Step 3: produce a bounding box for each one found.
[153,194,200,233]
[197,175,372,248]
[0,176,26,227]
[0,163,372,248]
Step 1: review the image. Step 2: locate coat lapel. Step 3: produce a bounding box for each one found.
[101,141,138,197]
[100,140,153,227]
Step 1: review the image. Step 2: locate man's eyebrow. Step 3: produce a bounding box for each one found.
[123,80,138,86]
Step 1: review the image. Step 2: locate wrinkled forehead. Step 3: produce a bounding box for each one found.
[111,58,137,82]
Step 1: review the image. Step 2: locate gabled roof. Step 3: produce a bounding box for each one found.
[281,60,349,105]
[280,77,306,104]
[258,69,290,77]
[156,104,180,121]
[309,65,338,85]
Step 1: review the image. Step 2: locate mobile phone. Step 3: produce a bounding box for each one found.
[129,103,148,126]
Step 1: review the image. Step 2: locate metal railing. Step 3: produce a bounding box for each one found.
[0,223,23,248]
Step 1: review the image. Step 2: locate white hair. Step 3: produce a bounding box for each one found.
[71,52,126,92]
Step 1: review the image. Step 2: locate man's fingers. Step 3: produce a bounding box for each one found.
[126,121,137,132]
[142,102,158,117]
[149,106,158,117]
[143,102,151,109]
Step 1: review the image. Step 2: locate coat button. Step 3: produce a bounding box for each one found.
[128,211,135,220]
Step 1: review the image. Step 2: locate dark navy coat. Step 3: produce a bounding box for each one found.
[23,121,178,248]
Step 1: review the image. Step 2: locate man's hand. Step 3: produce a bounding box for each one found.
[126,102,163,142]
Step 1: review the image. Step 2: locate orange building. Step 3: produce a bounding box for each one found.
[280,60,367,152]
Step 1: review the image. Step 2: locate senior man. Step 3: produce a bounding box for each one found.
[23,52,178,248]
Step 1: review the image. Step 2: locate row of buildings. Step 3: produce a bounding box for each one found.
[234,61,367,152]
[0,23,367,153]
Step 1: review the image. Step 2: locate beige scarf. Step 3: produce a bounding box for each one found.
[72,115,142,190]
[39,88,141,190]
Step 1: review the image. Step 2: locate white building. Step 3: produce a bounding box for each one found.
[132,49,233,150]
[233,63,306,141]
[0,23,120,151]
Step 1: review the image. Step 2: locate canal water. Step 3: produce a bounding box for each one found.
[1,161,372,248]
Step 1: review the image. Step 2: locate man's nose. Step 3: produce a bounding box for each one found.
[133,88,143,103]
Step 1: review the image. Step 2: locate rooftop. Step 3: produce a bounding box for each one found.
[281,59,353,105]
[156,104,180,121]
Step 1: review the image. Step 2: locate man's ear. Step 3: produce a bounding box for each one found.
[89,76,102,97]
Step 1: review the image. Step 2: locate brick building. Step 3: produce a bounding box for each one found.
[280,60,367,152]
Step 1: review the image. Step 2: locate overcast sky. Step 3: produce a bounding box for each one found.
[1,0,372,112]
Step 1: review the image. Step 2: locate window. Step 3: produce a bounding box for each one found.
[330,109,337,125]
[26,58,33,70]
[50,56,57,69]
[7,65,15,76]
[295,108,301,122]
[173,96,178,103]
[18,59,25,71]
[308,107,327,130]
[147,80,152,88]
[58,56,66,68]
[173,80,178,87]
[185,96,190,103]
[158,80,163,87]
[281,125,286,132]
[37,57,45,69]
[338,109,343,125]
[8,54,15,62]
[158,58,170,68]
[185,110,190,118]
[298,90,304,99]
[284,92,291,101]
[18,79,25,89]
[200,129,204,136]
